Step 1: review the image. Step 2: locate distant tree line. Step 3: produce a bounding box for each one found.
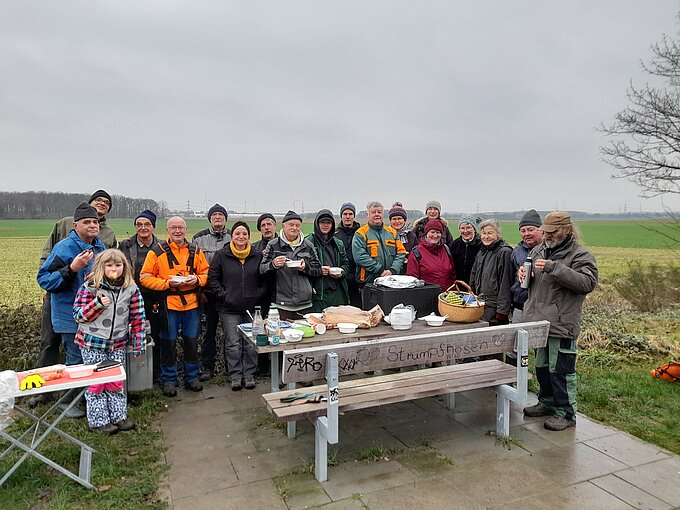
[0,191,167,219]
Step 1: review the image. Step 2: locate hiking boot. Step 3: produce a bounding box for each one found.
[89,423,119,435]
[113,419,136,432]
[163,385,177,397]
[57,402,85,419]
[198,369,213,382]
[523,403,555,417]
[544,415,576,431]
[244,378,256,390]
[231,379,243,391]
[184,380,203,392]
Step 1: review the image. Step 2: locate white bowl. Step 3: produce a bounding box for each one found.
[283,329,304,342]
[337,322,358,334]
[424,315,446,327]
[65,365,94,379]
[285,259,303,268]
[329,267,343,276]
[171,275,189,283]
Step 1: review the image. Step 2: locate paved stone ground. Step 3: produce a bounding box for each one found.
[158,380,680,510]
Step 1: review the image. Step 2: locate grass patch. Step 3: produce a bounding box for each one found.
[355,444,400,462]
[0,389,168,509]
[578,357,680,454]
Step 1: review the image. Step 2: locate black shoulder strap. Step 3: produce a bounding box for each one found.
[186,242,197,275]
[412,245,421,261]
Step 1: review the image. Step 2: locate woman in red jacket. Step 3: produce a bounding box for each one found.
[406,219,456,291]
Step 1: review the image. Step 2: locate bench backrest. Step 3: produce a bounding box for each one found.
[282,320,550,384]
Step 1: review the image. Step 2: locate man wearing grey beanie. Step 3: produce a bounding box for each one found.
[510,209,544,322]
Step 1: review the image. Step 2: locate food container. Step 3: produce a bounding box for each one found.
[65,365,94,379]
[423,314,447,327]
[285,259,303,268]
[283,329,304,343]
[337,323,358,334]
[329,267,343,277]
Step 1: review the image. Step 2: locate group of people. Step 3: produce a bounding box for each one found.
[32,191,598,433]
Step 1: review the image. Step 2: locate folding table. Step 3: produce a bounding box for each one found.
[0,365,126,489]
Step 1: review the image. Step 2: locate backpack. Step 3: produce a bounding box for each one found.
[650,362,680,382]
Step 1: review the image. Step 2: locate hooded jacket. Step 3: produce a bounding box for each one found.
[208,243,271,314]
[523,237,598,339]
[259,230,322,311]
[37,230,107,333]
[352,223,407,285]
[305,209,350,310]
[469,238,514,317]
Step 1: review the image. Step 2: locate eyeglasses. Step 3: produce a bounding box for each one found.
[167,225,186,231]
[92,197,111,206]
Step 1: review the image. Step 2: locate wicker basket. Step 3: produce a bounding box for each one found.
[438,280,485,323]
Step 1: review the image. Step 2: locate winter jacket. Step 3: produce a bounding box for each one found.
[335,221,360,282]
[118,234,159,287]
[208,244,271,314]
[352,223,407,285]
[469,238,514,317]
[396,227,418,274]
[406,238,456,291]
[306,210,350,311]
[259,233,322,311]
[523,237,598,339]
[510,241,531,310]
[451,235,482,285]
[37,230,106,333]
[412,216,454,249]
[40,216,116,265]
[140,238,210,312]
[73,280,145,355]
[252,234,277,254]
[192,227,231,265]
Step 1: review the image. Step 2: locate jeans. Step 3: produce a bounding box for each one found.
[61,332,83,365]
[160,308,200,385]
[219,312,257,382]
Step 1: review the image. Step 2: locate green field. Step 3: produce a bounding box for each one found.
[0,218,678,249]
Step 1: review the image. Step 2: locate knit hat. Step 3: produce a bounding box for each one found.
[74,202,99,222]
[340,202,356,215]
[388,202,407,220]
[425,200,441,213]
[207,203,228,221]
[134,209,156,227]
[424,219,445,234]
[458,214,477,232]
[282,210,303,223]
[256,213,276,231]
[89,189,112,207]
[231,221,250,236]
[519,209,542,229]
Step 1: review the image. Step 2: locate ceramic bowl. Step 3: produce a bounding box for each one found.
[424,315,447,327]
[337,322,358,334]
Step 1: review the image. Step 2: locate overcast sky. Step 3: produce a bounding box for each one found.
[2,1,679,215]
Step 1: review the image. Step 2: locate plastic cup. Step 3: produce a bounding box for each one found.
[314,323,326,335]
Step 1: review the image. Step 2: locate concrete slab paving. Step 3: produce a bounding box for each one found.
[157,381,680,509]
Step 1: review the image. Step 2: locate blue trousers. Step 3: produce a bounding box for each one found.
[160,308,200,385]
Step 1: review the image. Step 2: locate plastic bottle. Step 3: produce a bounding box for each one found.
[266,305,281,345]
[520,256,533,289]
[252,306,265,337]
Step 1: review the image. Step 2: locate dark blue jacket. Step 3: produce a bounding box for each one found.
[510,241,531,309]
[37,230,106,333]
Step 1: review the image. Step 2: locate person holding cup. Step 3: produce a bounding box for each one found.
[305,209,350,312]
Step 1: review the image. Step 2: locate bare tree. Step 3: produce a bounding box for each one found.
[601,34,680,198]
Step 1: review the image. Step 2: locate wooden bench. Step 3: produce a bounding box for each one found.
[262,320,550,482]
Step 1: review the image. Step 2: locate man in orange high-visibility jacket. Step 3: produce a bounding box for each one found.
[352,201,407,290]
[141,216,210,397]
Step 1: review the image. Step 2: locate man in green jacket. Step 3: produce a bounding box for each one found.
[351,201,407,288]
[521,211,598,431]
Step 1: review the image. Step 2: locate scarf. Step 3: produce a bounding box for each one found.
[279,229,303,248]
[230,241,251,265]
